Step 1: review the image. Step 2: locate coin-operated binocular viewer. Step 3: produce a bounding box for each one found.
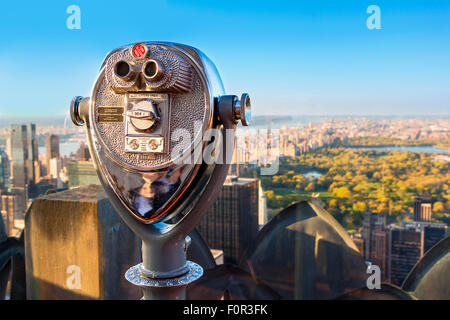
[70,42,251,299]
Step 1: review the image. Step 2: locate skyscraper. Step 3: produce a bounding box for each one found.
[25,123,39,185]
[9,123,38,188]
[388,226,423,286]
[387,221,447,286]
[362,210,386,259]
[0,149,10,193]
[413,195,432,222]
[9,124,27,188]
[371,225,389,281]
[46,134,60,174]
[197,176,259,265]
[362,210,388,280]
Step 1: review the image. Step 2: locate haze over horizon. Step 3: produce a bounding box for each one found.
[1,1,449,117]
[1,113,449,130]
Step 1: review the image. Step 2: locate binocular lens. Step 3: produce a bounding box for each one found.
[144,61,158,78]
[143,60,165,81]
[115,61,131,78]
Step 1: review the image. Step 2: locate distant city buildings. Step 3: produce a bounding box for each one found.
[0,123,72,237]
[0,116,447,287]
[198,176,260,265]
[357,200,447,286]
[231,117,450,167]
[1,124,39,232]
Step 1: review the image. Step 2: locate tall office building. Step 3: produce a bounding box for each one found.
[371,225,389,281]
[388,226,423,286]
[25,123,39,185]
[387,221,446,286]
[362,210,386,258]
[197,176,259,265]
[0,149,10,193]
[46,134,60,173]
[9,124,27,188]
[413,195,432,222]
[9,124,38,188]
[362,210,388,280]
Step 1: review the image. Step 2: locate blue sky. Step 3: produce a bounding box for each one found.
[0,0,449,117]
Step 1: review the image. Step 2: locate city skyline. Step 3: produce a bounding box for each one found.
[1,1,449,302]
[1,1,450,117]
[0,113,448,297]
[1,114,450,132]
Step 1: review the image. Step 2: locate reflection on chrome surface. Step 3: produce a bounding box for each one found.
[96,148,198,223]
[129,169,182,219]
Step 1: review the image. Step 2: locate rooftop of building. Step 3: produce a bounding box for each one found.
[400,220,447,230]
[224,175,258,186]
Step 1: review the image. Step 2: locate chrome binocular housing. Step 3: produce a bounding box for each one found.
[70,42,251,225]
[70,42,251,299]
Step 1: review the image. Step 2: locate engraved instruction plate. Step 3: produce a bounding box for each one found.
[97,106,124,123]
[124,93,170,154]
